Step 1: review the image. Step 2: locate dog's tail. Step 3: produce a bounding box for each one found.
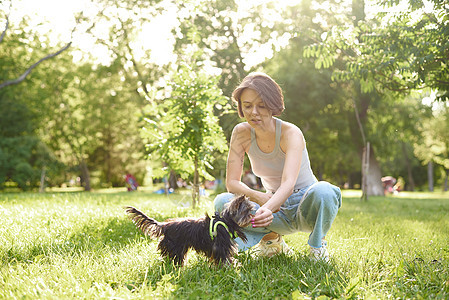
[124,206,163,238]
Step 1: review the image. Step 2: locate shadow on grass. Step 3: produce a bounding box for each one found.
[2,194,214,266]
[123,252,351,299]
[3,216,148,264]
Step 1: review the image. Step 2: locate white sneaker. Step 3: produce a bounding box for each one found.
[309,240,330,262]
[253,235,293,257]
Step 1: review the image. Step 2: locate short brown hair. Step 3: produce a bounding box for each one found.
[232,72,284,118]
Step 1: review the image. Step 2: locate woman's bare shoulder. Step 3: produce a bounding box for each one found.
[280,120,303,136]
[280,120,305,152]
[232,122,252,136]
[231,122,252,151]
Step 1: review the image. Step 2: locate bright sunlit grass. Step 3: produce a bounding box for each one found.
[1,190,448,299]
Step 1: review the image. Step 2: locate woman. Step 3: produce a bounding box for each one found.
[214,72,342,261]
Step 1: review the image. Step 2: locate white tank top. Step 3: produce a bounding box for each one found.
[247,118,317,193]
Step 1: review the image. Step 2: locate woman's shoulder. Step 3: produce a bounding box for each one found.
[279,119,305,151]
[231,122,252,140]
[231,122,252,151]
[279,119,303,136]
[233,122,252,134]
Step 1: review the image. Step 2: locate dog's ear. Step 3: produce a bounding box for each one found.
[227,194,246,210]
[225,195,255,227]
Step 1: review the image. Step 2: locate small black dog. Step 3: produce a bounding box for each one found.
[125,195,254,265]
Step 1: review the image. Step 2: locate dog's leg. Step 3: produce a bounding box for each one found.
[158,237,188,265]
[211,239,235,265]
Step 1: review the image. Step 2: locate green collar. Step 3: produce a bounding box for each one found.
[209,215,238,241]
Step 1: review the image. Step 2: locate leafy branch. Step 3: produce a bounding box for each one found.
[0,2,81,90]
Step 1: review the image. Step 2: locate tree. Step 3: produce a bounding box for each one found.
[261,0,387,196]
[414,103,449,191]
[173,0,299,140]
[263,0,361,187]
[369,92,432,191]
[304,0,449,97]
[0,1,73,90]
[1,25,151,191]
[1,0,170,190]
[300,0,443,197]
[81,0,167,106]
[39,55,151,190]
[69,0,172,189]
[340,0,448,100]
[0,94,46,190]
[143,61,228,207]
[0,11,68,190]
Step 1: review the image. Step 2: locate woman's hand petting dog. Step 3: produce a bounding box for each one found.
[251,206,274,228]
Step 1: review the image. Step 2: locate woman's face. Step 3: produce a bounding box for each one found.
[240,88,273,129]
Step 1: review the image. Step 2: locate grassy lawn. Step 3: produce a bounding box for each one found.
[1,189,448,299]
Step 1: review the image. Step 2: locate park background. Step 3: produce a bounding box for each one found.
[1,0,449,299]
[1,0,448,197]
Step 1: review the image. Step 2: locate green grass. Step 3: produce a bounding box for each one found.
[1,190,448,299]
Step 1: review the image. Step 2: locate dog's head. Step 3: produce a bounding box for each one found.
[223,195,255,227]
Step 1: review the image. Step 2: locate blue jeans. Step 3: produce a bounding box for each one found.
[214,181,342,250]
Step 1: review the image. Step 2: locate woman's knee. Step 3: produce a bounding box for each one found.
[296,182,341,232]
[213,192,235,212]
[308,181,342,209]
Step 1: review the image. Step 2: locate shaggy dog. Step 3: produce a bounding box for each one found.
[125,195,254,265]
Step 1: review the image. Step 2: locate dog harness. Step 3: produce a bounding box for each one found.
[209,213,238,241]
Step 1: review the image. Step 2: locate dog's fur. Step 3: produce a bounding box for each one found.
[125,195,254,265]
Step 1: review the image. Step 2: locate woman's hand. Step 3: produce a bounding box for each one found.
[251,206,274,228]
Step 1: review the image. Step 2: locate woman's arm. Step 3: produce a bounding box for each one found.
[252,124,304,227]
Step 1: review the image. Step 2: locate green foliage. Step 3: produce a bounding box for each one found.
[2,0,447,192]
[298,0,447,192]
[59,0,172,188]
[1,190,448,298]
[144,64,228,182]
[0,14,72,189]
[173,0,299,140]
[263,1,362,185]
[0,131,59,190]
[174,0,244,96]
[305,0,449,100]
[1,0,171,190]
[414,103,449,188]
[0,79,53,190]
[44,59,150,187]
[366,92,433,189]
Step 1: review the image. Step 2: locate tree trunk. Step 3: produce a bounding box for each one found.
[428,161,434,192]
[105,129,112,183]
[361,142,369,201]
[352,0,365,23]
[402,142,415,191]
[365,144,384,196]
[80,159,91,191]
[350,0,385,198]
[169,170,177,190]
[162,162,170,194]
[192,156,200,209]
[39,166,46,193]
[352,97,383,198]
[443,169,449,192]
